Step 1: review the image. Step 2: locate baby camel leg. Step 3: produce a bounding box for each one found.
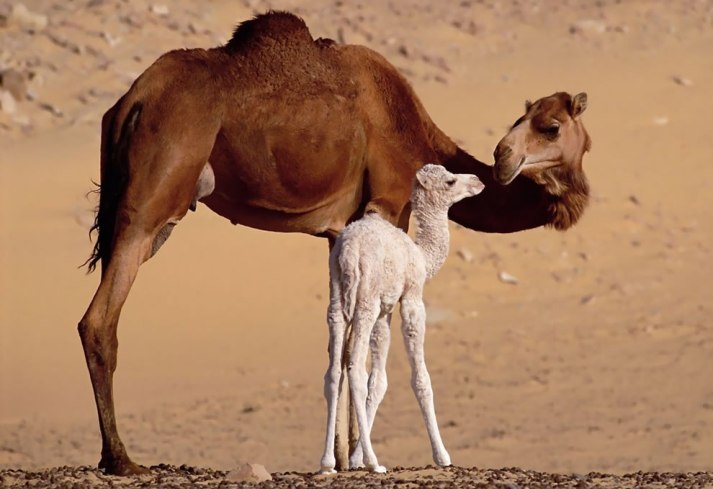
[400,297,451,467]
[348,305,386,473]
[320,290,348,474]
[349,312,391,469]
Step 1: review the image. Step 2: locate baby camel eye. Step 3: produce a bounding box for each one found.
[446,178,456,186]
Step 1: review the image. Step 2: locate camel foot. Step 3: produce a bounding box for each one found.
[319,467,337,475]
[99,455,150,476]
[434,450,451,468]
[368,464,387,474]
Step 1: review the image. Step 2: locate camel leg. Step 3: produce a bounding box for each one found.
[78,120,214,474]
[347,305,385,473]
[326,238,351,471]
[320,268,349,473]
[400,296,451,467]
[78,227,156,475]
[349,312,391,469]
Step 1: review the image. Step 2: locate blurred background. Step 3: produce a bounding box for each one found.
[1,0,712,474]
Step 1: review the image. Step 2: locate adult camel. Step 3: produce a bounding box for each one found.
[79,11,591,475]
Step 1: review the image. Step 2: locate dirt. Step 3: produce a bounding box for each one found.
[2,465,712,489]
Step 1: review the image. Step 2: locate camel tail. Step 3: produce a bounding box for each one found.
[84,101,142,274]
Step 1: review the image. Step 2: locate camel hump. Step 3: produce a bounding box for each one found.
[225,10,313,51]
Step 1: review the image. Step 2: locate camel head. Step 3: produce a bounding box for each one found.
[413,164,485,209]
[493,92,591,194]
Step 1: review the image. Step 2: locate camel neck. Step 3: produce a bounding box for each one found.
[412,200,451,280]
[441,147,554,233]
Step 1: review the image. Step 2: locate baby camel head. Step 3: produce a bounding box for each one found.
[493,92,591,193]
[413,164,484,209]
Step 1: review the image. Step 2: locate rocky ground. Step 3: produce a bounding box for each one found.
[2,465,712,489]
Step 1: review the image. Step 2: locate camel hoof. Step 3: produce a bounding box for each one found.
[434,452,452,468]
[99,456,150,476]
[319,467,337,475]
[369,465,387,474]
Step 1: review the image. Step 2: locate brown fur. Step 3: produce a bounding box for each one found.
[493,91,591,231]
[78,12,592,475]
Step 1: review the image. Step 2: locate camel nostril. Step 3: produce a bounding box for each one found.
[494,144,512,162]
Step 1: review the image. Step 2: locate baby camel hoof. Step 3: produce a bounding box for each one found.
[434,453,452,468]
[369,465,387,474]
[319,467,337,475]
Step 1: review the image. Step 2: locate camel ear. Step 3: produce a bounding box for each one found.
[415,170,431,189]
[570,92,587,118]
[525,100,533,112]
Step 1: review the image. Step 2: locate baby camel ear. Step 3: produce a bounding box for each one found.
[570,92,587,118]
[415,170,431,189]
[525,99,533,112]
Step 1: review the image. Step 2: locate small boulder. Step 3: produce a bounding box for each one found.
[226,463,272,483]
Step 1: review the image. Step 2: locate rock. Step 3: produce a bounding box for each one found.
[569,19,607,35]
[0,69,27,101]
[226,463,272,483]
[456,248,474,263]
[9,3,48,31]
[0,90,17,114]
[101,31,122,47]
[672,74,693,86]
[150,4,169,16]
[497,271,519,285]
[38,101,63,117]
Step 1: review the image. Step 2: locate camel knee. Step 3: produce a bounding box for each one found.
[367,371,388,403]
[78,318,109,368]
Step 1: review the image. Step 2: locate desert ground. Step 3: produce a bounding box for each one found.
[1,0,712,487]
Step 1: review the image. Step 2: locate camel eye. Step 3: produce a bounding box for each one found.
[543,124,560,137]
[446,178,456,186]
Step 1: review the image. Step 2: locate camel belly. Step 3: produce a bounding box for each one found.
[201,183,363,236]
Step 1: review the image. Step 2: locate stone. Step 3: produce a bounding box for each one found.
[456,248,473,263]
[226,463,272,483]
[0,90,17,114]
[150,4,169,16]
[0,69,27,101]
[9,3,48,31]
[497,271,519,285]
[569,19,607,35]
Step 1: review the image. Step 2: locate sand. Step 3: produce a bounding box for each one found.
[1,0,712,485]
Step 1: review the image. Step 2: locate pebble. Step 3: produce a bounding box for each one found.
[38,101,63,117]
[0,89,17,114]
[150,4,169,16]
[0,69,27,101]
[569,19,607,35]
[226,463,272,483]
[456,248,473,263]
[8,3,48,31]
[672,74,693,86]
[498,271,519,285]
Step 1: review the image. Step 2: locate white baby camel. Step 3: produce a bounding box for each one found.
[320,164,484,473]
